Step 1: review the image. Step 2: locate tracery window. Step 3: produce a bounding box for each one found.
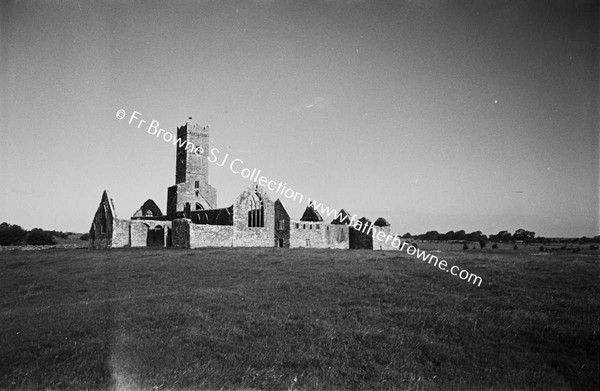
[247,192,264,228]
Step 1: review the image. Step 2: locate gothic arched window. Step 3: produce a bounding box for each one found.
[247,192,264,228]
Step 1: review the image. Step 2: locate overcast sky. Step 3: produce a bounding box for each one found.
[1,0,598,237]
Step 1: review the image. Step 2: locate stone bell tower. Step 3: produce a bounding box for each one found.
[166,118,217,218]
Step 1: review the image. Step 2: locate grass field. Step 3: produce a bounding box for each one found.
[0,247,598,390]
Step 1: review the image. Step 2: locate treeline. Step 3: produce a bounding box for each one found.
[404,228,599,245]
[0,222,78,246]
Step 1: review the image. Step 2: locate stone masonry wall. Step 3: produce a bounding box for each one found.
[112,218,131,248]
[130,220,172,247]
[324,224,350,249]
[274,200,290,247]
[371,225,399,251]
[172,219,191,248]
[289,220,326,248]
[233,185,275,247]
[90,191,129,249]
[189,224,234,248]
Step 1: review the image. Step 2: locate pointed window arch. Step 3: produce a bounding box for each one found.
[196,203,204,210]
[247,192,264,228]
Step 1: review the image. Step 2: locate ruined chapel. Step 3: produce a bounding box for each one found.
[89,120,398,250]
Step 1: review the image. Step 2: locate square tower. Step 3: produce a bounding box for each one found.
[167,119,217,219]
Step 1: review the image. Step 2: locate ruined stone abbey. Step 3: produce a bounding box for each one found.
[89,120,398,250]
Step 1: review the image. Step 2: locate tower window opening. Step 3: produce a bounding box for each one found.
[195,180,200,189]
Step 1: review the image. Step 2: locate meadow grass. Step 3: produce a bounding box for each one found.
[0,247,598,390]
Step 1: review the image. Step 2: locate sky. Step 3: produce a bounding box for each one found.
[0,0,598,238]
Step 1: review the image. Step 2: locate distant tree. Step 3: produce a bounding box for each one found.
[445,231,455,241]
[425,231,439,241]
[402,232,411,239]
[25,229,57,245]
[513,228,535,242]
[0,223,27,246]
[491,243,498,249]
[462,242,469,250]
[468,231,482,241]
[455,230,467,241]
[539,246,545,251]
[80,233,89,241]
[494,230,512,243]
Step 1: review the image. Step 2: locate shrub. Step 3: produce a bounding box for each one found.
[539,246,545,252]
[478,239,486,248]
[0,223,27,246]
[513,244,518,250]
[80,233,89,241]
[463,243,469,250]
[26,229,57,245]
[491,243,498,249]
